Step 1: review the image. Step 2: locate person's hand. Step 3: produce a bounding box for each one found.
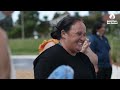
[81,38,91,54]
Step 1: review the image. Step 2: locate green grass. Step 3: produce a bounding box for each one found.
[107,35,120,63]
[9,36,120,63]
[9,38,48,55]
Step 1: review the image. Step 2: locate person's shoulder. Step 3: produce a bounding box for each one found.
[103,36,108,40]
[33,44,63,69]
[88,34,95,40]
[88,34,98,43]
[41,44,62,56]
[35,44,62,62]
[88,34,94,37]
[89,34,97,38]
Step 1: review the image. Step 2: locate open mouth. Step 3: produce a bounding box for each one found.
[78,42,84,46]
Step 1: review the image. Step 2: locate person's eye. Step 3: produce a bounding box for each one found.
[83,33,86,37]
[76,32,82,36]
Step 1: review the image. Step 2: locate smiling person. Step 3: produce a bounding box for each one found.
[34,16,96,79]
[38,38,98,73]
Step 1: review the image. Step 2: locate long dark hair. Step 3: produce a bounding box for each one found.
[51,16,82,40]
[92,21,105,35]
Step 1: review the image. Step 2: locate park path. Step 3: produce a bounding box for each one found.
[11,55,120,79]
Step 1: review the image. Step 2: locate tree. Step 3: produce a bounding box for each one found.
[0,16,13,32]
[16,11,40,38]
[82,15,102,35]
[52,12,61,20]
[74,12,81,18]
[36,20,50,37]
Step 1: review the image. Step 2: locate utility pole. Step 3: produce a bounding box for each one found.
[21,11,25,39]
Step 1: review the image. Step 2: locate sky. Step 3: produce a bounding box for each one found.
[12,11,120,23]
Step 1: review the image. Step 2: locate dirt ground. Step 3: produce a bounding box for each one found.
[15,62,120,79]
[16,70,34,79]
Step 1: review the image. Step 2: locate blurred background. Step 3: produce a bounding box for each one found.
[2,11,120,79]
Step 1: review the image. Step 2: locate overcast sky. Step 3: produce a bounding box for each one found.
[12,11,120,23]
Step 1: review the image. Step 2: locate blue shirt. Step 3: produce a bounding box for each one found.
[88,34,111,67]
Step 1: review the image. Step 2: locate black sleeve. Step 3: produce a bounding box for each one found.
[34,55,55,79]
[79,52,96,79]
[85,56,96,79]
[33,44,67,79]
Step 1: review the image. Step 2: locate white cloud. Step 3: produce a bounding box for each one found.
[12,11,120,23]
[12,11,89,23]
[12,11,20,23]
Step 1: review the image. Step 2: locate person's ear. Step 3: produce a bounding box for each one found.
[61,30,67,39]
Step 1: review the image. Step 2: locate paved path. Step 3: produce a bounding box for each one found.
[12,55,37,70]
[11,55,120,79]
[111,65,120,79]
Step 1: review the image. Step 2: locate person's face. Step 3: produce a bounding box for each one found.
[62,21,86,54]
[97,24,106,36]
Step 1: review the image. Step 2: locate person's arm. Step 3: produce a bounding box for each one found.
[0,28,11,79]
[109,51,113,65]
[81,39,98,73]
[83,47,98,73]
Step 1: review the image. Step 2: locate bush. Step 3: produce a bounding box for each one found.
[8,26,22,38]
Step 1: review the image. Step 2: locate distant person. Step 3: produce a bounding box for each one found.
[89,21,112,79]
[34,16,96,79]
[0,11,16,79]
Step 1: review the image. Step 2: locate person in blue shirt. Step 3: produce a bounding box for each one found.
[89,21,112,79]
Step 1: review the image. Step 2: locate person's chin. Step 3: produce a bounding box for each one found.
[75,46,81,53]
[76,49,81,53]
[77,47,82,51]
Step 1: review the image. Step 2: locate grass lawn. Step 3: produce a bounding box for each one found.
[9,36,120,63]
[9,38,48,55]
[107,35,120,63]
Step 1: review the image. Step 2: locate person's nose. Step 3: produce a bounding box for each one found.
[80,35,86,41]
